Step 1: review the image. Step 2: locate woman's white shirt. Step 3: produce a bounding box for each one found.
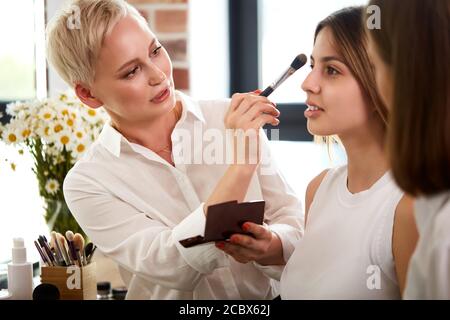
[63,91,303,300]
[404,191,450,299]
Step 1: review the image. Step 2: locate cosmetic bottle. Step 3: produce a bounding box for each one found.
[7,238,33,300]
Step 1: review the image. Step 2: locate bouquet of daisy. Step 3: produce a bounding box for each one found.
[0,91,109,236]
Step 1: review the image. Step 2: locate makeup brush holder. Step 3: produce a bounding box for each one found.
[40,262,97,300]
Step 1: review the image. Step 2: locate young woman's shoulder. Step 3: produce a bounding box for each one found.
[305,169,330,223]
[304,165,347,225]
[392,194,419,295]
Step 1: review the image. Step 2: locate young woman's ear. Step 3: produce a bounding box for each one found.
[74,84,104,108]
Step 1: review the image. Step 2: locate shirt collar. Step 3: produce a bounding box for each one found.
[98,90,206,158]
[176,90,206,124]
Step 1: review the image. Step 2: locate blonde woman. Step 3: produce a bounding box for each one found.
[48,0,303,299]
[217,7,419,299]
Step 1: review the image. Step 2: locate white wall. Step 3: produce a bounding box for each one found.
[46,0,71,96]
[188,0,230,100]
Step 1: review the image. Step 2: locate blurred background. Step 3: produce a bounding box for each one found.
[0,0,370,275]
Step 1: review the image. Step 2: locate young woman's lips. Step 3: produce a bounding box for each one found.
[304,105,325,119]
[151,88,170,104]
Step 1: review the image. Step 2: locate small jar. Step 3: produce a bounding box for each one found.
[112,287,127,300]
[96,281,112,300]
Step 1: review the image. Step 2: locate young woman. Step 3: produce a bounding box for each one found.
[217,6,418,299]
[366,0,450,299]
[48,0,303,299]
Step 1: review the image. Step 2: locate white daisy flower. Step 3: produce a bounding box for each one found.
[81,106,102,124]
[58,93,69,102]
[69,109,79,120]
[6,101,28,116]
[64,116,77,128]
[73,128,88,141]
[51,121,65,134]
[38,106,57,121]
[71,138,90,162]
[59,106,71,118]
[36,125,52,140]
[19,127,32,140]
[1,125,22,145]
[54,129,73,151]
[45,179,60,195]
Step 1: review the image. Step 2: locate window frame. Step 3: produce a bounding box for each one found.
[228,0,312,141]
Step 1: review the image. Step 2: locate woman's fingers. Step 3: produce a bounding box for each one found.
[215,223,275,264]
[242,222,272,240]
[229,93,247,112]
[227,92,280,131]
[252,114,280,128]
[236,95,275,117]
[245,103,280,121]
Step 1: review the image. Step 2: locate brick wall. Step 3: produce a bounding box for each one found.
[127,0,190,93]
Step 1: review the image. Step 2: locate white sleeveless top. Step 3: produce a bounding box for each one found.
[280,166,403,299]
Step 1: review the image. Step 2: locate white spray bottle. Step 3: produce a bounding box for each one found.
[7,238,33,300]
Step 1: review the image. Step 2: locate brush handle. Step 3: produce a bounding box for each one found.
[259,86,274,97]
[34,241,50,266]
[58,235,73,265]
[51,233,66,266]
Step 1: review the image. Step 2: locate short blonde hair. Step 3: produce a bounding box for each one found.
[46,0,147,86]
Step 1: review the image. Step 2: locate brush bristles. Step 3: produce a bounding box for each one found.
[65,230,74,241]
[290,54,307,70]
[73,233,85,251]
[57,234,68,250]
[50,232,58,249]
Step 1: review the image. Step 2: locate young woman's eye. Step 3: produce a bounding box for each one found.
[124,66,140,79]
[151,45,162,57]
[326,66,339,76]
[309,64,314,70]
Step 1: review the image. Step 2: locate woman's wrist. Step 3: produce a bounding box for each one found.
[229,163,259,177]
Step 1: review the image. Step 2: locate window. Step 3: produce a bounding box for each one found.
[0,0,47,264]
[0,0,46,102]
[260,0,369,103]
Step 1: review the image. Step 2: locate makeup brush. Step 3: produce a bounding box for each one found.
[34,240,50,266]
[38,236,56,266]
[56,233,72,265]
[50,231,66,266]
[259,53,308,97]
[73,233,85,266]
[85,243,97,264]
[84,242,94,264]
[65,231,79,267]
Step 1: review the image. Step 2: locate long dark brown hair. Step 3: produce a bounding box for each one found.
[366,0,450,196]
